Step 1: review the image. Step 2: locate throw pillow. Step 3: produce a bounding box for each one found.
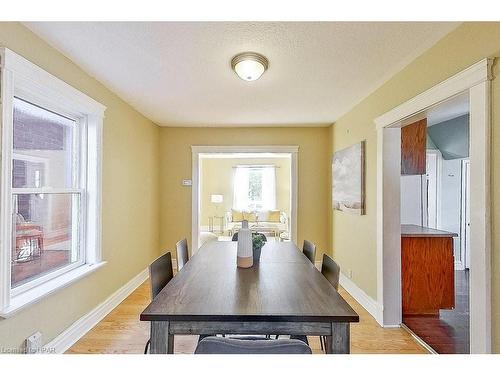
[268,210,281,222]
[232,209,244,222]
[243,211,257,222]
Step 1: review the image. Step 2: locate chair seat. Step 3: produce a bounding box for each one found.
[289,335,309,345]
[195,337,312,354]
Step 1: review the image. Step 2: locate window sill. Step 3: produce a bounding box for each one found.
[0,261,106,318]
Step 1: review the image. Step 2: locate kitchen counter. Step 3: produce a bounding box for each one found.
[401,225,456,315]
[401,224,458,238]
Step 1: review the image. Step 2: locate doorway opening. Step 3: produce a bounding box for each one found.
[375,58,492,353]
[400,93,471,353]
[191,146,298,252]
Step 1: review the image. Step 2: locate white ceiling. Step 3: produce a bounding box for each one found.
[24,22,459,127]
[427,92,469,126]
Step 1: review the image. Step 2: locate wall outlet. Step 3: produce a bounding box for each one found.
[25,332,42,354]
[347,269,353,278]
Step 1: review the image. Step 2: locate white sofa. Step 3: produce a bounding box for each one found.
[225,209,288,237]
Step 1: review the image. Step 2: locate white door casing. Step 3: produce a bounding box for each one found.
[374,58,493,353]
[191,145,299,253]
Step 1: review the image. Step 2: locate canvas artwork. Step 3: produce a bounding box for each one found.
[332,141,365,215]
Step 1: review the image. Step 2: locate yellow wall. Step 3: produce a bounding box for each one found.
[200,157,291,227]
[160,127,331,261]
[0,22,161,349]
[3,20,499,352]
[330,22,500,351]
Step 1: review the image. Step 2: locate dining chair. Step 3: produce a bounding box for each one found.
[289,254,341,352]
[175,238,189,271]
[321,253,340,291]
[144,251,174,354]
[318,253,341,351]
[194,336,312,354]
[302,240,316,264]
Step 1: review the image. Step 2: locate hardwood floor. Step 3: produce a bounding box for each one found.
[403,270,470,354]
[66,281,428,354]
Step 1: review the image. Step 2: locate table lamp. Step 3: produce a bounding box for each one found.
[211,194,223,216]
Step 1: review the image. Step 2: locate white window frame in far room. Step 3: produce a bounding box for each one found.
[233,164,277,211]
[0,47,107,317]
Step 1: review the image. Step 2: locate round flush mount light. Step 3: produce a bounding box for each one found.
[231,52,269,81]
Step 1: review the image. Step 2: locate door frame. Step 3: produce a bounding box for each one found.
[191,145,299,252]
[374,58,493,353]
[460,159,471,270]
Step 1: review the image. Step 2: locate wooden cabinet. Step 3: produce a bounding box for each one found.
[401,119,427,175]
[401,234,455,315]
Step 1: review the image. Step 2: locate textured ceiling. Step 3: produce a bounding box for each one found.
[24,22,460,127]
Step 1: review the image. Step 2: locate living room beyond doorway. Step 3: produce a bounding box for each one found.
[196,151,295,250]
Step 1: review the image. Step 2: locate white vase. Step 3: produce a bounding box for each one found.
[237,224,253,268]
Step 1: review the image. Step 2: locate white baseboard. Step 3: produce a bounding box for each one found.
[339,273,381,324]
[43,268,149,354]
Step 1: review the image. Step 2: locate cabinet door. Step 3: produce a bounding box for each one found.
[401,119,427,175]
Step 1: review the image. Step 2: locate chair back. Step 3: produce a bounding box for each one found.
[149,252,174,299]
[194,337,312,354]
[321,254,340,291]
[176,238,189,271]
[302,240,316,264]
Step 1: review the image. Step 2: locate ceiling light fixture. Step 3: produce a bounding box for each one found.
[231,52,269,82]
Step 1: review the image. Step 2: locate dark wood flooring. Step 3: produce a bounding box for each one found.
[403,270,470,354]
[11,250,71,287]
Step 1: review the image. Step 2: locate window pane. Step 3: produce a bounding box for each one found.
[248,169,263,203]
[11,193,80,288]
[12,97,76,189]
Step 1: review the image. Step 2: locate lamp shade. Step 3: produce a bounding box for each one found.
[211,194,223,204]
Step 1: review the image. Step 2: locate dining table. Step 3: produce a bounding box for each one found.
[140,240,359,354]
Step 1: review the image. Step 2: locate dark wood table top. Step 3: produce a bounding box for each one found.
[140,241,359,323]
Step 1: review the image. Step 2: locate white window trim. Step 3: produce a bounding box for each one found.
[233,165,277,211]
[0,47,106,317]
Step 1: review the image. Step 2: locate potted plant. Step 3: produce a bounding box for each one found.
[252,232,267,263]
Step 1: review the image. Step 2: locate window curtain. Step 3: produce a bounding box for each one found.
[261,166,276,210]
[233,166,250,210]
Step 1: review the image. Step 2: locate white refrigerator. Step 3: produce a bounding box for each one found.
[400,174,427,226]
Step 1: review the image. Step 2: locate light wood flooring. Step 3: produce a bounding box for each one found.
[66,280,428,354]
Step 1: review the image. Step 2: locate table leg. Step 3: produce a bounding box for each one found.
[325,322,350,354]
[150,321,174,354]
